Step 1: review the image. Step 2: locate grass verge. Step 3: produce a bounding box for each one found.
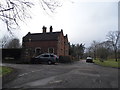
[0,66,13,77]
[93,59,120,68]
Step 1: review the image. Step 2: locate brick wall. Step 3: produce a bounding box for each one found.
[64,37,69,56]
[57,32,65,56]
[23,40,58,55]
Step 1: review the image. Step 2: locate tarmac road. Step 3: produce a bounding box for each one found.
[2,60,119,88]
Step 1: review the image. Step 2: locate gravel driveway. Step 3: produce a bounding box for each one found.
[2,60,119,88]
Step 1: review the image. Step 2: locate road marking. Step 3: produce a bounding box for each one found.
[49,80,62,84]
[14,76,56,88]
[18,69,43,77]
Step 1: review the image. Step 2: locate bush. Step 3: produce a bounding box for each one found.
[59,56,72,63]
[2,59,22,64]
[2,48,22,60]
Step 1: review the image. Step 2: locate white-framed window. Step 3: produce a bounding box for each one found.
[35,47,41,55]
[48,48,54,53]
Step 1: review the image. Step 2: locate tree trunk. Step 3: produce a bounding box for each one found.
[94,51,96,60]
[114,48,117,62]
[115,50,117,62]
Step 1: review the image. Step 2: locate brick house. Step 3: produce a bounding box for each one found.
[22,26,69,60]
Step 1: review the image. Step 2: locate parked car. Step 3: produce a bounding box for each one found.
[31,53,59,64]
[86,57,93,63]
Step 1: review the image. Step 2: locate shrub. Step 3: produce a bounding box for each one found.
[59,56,72,63]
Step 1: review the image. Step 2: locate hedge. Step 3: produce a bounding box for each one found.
[59,56,72,63]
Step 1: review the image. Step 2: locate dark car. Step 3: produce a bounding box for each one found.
[86,57,93,63]
[31,53,59,64]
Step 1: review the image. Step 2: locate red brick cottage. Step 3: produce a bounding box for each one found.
[22,26,69,60]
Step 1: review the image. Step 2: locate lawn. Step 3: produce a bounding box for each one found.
[93,59,120,68]
[0,66,13,77]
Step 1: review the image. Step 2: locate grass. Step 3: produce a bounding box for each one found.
[0,66,13,77]
[93,59,120,68]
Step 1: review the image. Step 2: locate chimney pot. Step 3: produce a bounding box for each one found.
[28,32,31,34]
[42,26,47,33]
[61,29,63,32]
[50,26,53,32]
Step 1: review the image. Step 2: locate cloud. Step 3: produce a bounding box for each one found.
[0,0,118,47]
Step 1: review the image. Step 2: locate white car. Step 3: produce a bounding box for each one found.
[86,57,93,63]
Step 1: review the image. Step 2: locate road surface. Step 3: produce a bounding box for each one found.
[2,60,119,88]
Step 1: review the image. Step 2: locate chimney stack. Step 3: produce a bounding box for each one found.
[42,26,47,33]
[50,26,53,32]
[65,34,68,37]
[28,32,31,35]
[61,29,63,33]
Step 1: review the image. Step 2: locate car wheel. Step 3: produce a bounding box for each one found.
[48,60,52,65]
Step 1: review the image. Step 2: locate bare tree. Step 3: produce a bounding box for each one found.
[90,41,100,60]
[40,0,62,14]
[96,42,110,61]
[0,0,34,34]
[85,47,93,57]
[0,35,10,48]
[4,38,21,48]
[0,0,62,34]
[0,0,63,48]
[106,31,120,61]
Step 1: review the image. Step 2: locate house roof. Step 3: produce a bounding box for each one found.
[23,31,62,42]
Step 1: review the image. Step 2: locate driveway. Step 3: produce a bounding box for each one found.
[2,60,119,88]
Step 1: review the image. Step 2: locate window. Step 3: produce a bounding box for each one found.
[50,55,54,57]
[48,48,54,53]
[43,55,49,57]
[35,47,41,55]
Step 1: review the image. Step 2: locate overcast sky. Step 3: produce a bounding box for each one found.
[0,0,119,47]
